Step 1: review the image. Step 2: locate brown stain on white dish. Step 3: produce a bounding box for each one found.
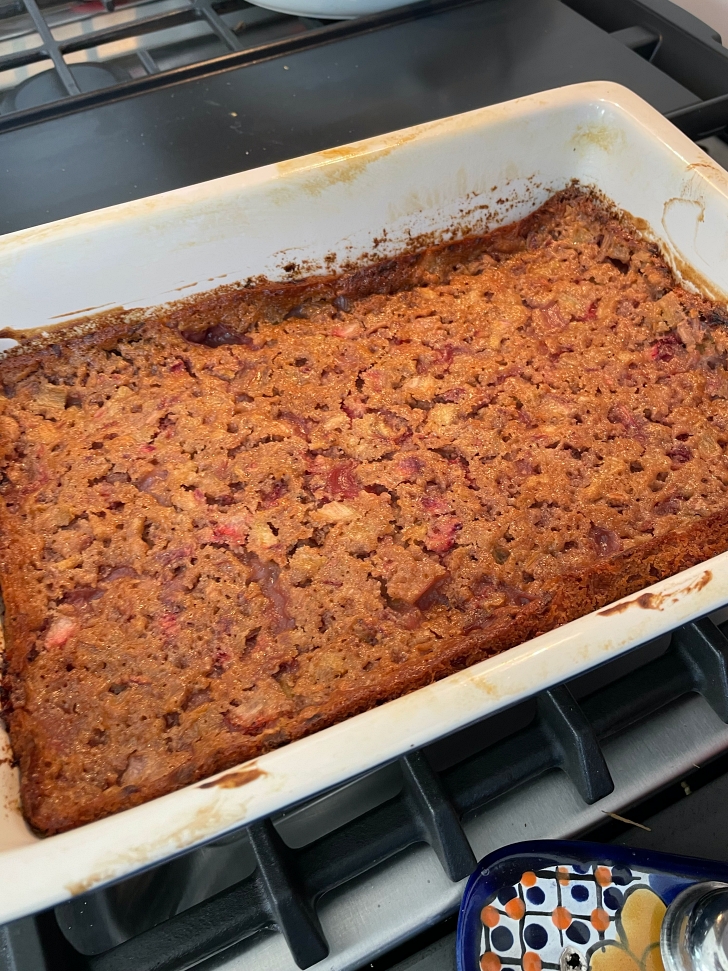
[598,570,713,616]
[660,194,728,304]
[568,124,626,156]
[276,144,392,196]
[274,129,425,201]
[687,159,724,177]
[666,240,728,304]
[64,765,288,895]
[663,196,706,239]
[199,766,266,789]
[470,676,501,699]
[266,181,545,283]
[65,797,256,896]
[50,305,108,320]
[684,157,728,195]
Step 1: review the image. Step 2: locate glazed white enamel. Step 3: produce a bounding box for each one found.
[1,82,728,922]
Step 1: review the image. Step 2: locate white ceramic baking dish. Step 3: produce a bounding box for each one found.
[2,80,728,924]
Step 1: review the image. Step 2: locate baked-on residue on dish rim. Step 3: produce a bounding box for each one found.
[1,81,728,923]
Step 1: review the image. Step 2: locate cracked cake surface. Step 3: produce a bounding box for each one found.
[3,187,728,834]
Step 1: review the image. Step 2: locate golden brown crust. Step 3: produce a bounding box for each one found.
[4,187,728,834]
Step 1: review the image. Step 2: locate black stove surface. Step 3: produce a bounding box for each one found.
[0,0,718,234]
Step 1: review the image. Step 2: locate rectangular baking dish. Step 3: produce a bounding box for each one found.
[2,80,728,923]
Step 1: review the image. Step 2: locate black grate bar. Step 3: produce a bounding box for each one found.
[611,25,660,50]
[87,874,267,971]
[581,640,703,739]
[136,47,158,75]
[0,46,46,73]
[248,821,328,969]
[401,751,476,882]
[299,794,417,900]
[445,720,554,819]
[563,0,727,102]
[672,617,728,721]
[56,8,203,56]
[67,616,728,971]
[667,95,728,138]
[610,24,661,61]
[19,0,79,95]
[537,685,614,804]
[51,0,243,57]
[195,0,244,52]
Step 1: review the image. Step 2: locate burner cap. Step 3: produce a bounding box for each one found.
[4,62,125,113]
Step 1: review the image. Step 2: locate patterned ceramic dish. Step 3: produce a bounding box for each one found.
[457,840,728,971]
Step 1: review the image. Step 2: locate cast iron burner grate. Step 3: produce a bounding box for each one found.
[0,0,335,120]
[5,0,728,136]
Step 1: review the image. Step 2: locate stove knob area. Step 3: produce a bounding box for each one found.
[661,881,728,971]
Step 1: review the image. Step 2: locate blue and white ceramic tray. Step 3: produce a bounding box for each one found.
[457,840,728,971]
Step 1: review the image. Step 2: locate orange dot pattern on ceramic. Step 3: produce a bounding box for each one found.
[505,898,526,921]
[552,906,572,930]
[591,907,610,931]
[523,953,542,971]
[475,861,671,971]
[595,866,612,887]
[481,905,500,928]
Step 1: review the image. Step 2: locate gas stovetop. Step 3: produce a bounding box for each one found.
[3,0,728,235]
[4,2,728,970]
